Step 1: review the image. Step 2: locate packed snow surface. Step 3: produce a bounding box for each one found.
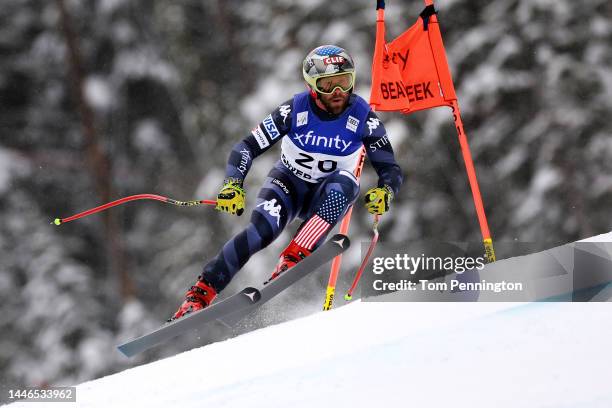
[8,300,612,408]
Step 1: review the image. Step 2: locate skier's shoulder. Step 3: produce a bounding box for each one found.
[264,97,295,135]
[357,101,386,139]
[291,90,312,110]
[271,97,294,120]
[346,93,373,121]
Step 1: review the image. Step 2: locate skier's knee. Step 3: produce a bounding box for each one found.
[327,169,359,202]
[337,169,358,184]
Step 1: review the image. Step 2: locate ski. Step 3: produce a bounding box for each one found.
[218,233,350,327]
[116,234,349,357]
[117,287,261,357]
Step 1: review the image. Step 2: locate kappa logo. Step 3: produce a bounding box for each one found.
[296,111,308,127]
[263,115,281,140]
[257,199,282,226]
[366,118,380,135]
[279,105,291,125]
[346,116,359,133]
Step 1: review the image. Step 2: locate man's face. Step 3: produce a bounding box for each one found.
[318,87,350,115]
[314,72,353,115]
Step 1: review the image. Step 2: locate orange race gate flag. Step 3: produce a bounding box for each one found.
[370,4,456,113]
[370,1,495,261]
[323,0,495,311]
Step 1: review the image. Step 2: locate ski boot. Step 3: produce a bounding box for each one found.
[267,240,312,284]
[169,278,217,321]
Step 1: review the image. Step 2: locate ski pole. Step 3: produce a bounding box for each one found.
[52,194,217,225]
[344,214,380,301]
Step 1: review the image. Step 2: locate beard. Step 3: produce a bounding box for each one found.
[319,92,350,115]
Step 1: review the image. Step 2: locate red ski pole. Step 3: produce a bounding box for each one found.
[52,194,217,225]
[344,214,380,301]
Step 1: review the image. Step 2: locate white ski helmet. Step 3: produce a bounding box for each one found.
[302,45,356,95]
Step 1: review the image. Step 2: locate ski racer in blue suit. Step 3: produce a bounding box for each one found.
[171,45,403,320]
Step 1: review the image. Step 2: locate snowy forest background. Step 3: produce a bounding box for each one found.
[1,0,611,396]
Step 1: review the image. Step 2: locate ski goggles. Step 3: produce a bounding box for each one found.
[314,73,355,94]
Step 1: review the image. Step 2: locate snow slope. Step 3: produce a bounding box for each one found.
[6,232,612,408]
[7,300,612,408]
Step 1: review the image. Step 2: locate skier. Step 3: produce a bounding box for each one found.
[171,45,403,320]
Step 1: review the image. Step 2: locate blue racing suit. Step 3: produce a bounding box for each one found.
[202,91,403,292]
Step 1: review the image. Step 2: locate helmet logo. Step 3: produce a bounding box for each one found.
[323,56,345,65]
